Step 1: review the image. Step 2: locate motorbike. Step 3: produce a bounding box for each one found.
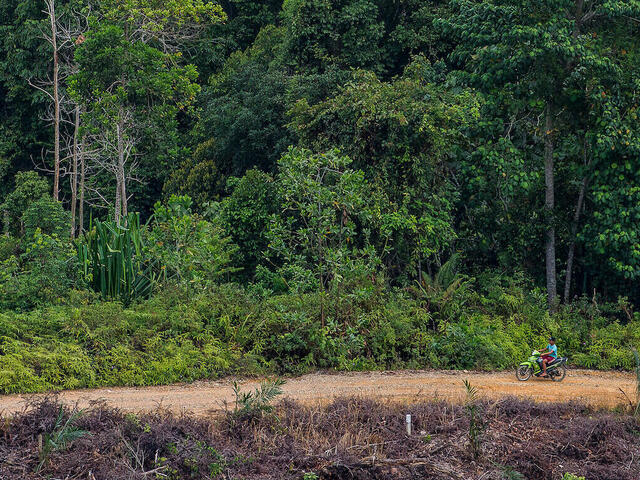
[516,350,567,382]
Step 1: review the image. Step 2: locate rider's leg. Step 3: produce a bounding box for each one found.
[542,359,548,376]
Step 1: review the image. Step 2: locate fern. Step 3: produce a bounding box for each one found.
[416,254,474,331]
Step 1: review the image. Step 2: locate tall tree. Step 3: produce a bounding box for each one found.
[0,0,54,200]
[440,0,639,309]
[29,2,90,234]
[45,0,61,200]
[291,60,479,280]
[71,0,224,222]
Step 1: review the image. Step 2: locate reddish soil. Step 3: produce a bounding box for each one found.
[0,369,636,417]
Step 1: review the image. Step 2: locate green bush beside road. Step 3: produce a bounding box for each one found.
[1,278,638,394]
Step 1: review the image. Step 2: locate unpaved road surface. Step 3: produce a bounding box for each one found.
[0,369,636,417]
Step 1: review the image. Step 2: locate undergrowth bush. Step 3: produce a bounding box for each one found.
[0,273,638,394]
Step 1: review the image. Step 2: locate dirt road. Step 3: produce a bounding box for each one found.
[0,369,636,417]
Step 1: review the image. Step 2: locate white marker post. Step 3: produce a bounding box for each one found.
[405,414,412,436]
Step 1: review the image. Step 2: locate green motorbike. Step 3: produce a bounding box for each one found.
[516,350,567,382]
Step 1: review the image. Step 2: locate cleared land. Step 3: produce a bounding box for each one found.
[0,369,636,416]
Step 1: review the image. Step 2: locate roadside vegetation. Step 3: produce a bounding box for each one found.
[1,270,638,394]
[1,0,639,397]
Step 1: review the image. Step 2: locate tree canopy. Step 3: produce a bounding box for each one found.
[1,0,639,308]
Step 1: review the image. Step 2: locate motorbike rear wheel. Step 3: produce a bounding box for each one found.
[516,365,532,381]
[551,364,567,382]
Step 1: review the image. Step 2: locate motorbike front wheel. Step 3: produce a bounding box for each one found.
[516,365,532,381]
[551,364,567,382]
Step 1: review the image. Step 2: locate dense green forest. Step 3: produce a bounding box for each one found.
[1,0,639,392]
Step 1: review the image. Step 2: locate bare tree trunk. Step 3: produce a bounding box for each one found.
[78,133,86,234]
[46,0,61,201]
[573,0,584,37]
[70,104,80,237]
[563,176,587,303]
[121,170,127,218]
[544,103,557,311]
[116,114,125,223]
[114,176,122,224]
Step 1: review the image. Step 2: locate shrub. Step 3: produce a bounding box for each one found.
[1,171,49,235]
[217,169,279,281]
[0,274,639,394]
[22,196,70,239]
[0,230,81,311]
[146,195,239,291]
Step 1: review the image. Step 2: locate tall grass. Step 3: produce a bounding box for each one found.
[77,212,152,303]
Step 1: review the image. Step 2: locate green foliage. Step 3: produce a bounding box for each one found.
[0,229,80,311]
[3,0,640,313]
[229,377,285,421]
[281,0,385,73]
[0,236,20,262]
[291,61,479,278]
[1,270,638,394]
[217,169,279,280]
[166,25,294,203]
[0,296,238,393]
[78,213,152,303]
[146,195,239,290]
[582,72,640,284]
[463,379,485,459]
[266,147,380,295]
[0,174,76,311]
[415,254,474,331]
[439,0,640,301]
[22,196,70,239]
[1,171,49,235]
[562,475,586,480]
[499,465,525,480]
[2,0,640,397]
[70,1,214,218]
[102,0,225,34]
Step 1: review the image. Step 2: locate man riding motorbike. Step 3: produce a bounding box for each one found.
[538,337,558,378]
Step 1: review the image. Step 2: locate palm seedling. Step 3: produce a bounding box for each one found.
[415,254,473,331]
[464,379,485,459]
[228,378,286,425]
[36,407,90,473]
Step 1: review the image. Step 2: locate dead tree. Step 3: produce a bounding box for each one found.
[85,106,142,224]
[30,3,91,235]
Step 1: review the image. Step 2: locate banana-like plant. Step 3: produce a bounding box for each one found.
[77,212,152,303]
